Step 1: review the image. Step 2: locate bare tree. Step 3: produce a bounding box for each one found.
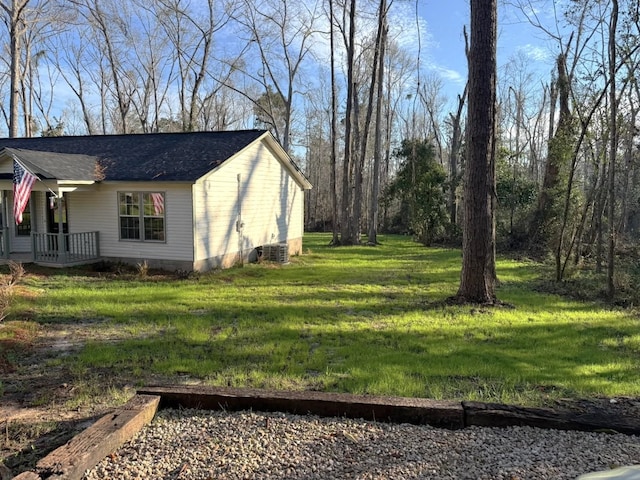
[1,0,30,136]
[229,0,320,152]
[528,51,574,252]
[0,0,57,137]
[419,75,446,163]
[353,0,390,245]
[150,0,234,132]
[367,8,388,245]
[86,0,134,132]
[339,0,358,244]
[446,84,467,227]
[124,1,176,133]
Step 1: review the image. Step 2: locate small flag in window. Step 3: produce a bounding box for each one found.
[150,192,164,215]
[13,161,37,225]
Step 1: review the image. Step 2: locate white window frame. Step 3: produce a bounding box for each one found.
[118,191,166,242]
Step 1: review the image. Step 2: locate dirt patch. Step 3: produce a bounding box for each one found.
[0,267,189,476]
[0,319,139,477]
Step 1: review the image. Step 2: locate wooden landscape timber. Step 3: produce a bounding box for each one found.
[12,387,640,479]
[138,385,466,430]
[137,386,640,435]
[13,394,160,480]
[463,401,640,435]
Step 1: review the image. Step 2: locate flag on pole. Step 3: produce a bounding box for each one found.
[150,192,164,215]
[13,160,37,225]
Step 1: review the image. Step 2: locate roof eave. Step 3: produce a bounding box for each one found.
[260,132,313,190]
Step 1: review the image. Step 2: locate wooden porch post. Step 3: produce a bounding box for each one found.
[57,191,66,263]
[28,196,36,262]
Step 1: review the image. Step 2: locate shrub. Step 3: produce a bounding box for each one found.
[0,262,24,322]
[136,260,149,278]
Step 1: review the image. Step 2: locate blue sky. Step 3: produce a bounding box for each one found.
[418,0,557,101]
[420,0,468,87]
[45,0,561,136]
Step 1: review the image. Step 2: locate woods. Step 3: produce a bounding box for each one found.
[0,0,639,300]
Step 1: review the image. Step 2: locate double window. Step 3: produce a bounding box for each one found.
[118,192,165,242]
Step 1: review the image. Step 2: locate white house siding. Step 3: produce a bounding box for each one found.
[69,182,195,270]
[193,139,305,270]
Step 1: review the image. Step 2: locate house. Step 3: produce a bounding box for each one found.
[0,130,312,271]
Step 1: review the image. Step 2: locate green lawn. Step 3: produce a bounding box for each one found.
[9,233,640,406]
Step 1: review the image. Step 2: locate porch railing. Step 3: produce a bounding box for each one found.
[32,232,100,265]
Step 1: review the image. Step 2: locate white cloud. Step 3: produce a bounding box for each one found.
[387,2,432,55]
[429,64,465,84]
[517,43,551,62]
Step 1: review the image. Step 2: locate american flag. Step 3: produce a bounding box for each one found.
[13,160,37,225]
[150,192,164,216]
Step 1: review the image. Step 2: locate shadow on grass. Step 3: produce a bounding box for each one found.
[65,296,640,406]
[12,233,640,410]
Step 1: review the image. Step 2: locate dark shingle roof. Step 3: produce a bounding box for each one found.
[0,130,268,182]
[4,148,99,181]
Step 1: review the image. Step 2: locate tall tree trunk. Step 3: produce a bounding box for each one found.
[607,0,618,300]
[367,18,387,245]
[186,0,214,132]
[456,0,497,304]
[329,0,339,245]
[352,84,363,242]
[528,53,572,252]
[3,0,30,138]
[593,164,608,273]
[382,89,392,229]
[448,84,467,226]
[618,106,635,236]
[571,152,601,267]
[339,0,357,245]
[357,0,386,245]
[9,19,20,137]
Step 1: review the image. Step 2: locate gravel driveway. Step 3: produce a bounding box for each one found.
[84,408,640,480]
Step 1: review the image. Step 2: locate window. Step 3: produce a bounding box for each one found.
[118,192,165,242]
[16,201,31,236]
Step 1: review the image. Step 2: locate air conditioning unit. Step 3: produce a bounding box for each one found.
[264,243,289,264]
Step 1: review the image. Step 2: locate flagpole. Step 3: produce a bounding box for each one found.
[11,156,40,181]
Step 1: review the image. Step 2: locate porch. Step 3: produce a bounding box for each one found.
[0,230,101,267]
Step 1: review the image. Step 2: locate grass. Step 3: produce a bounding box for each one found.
[6,233,640,407]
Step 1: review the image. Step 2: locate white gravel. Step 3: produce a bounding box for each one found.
[83,408,640,480]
